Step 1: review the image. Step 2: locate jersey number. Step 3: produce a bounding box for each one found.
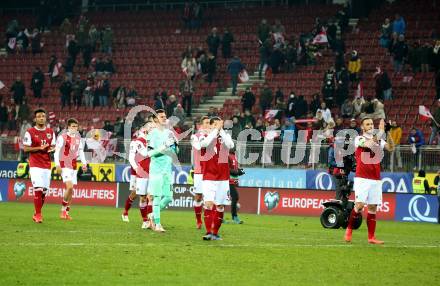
[41,139,47,146]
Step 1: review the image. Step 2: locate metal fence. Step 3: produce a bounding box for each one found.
[1,137,439,172]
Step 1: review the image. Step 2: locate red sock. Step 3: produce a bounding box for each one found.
[203,208,213,234]
[194,205,203,224]
[124,197,134,215]
[347,208,359,230]
[62,200,68,211]
[212,209,224,235]
[33,189,43,215]
[41,191,46,206]
[146,204,152,217]
[211,204,217,230]
[367,213,377,240]
[140,202,148,222]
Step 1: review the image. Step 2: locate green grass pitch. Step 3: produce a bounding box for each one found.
[0,202,439,286]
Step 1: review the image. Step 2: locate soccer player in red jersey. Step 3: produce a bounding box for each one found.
[121,130,141,222]
[54,118,88,220]
[22,109,56,223]
[190,116,210,229]
[128,122,155,229]
[199,117,234,240]
[345,118,394,244]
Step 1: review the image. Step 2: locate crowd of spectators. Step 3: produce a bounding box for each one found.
[1,2,440,152]
[256,7,349,80]
[248,11,440,148]
[55,16,117,110]
[379,14,440,77]
[1,13,128,137]
[1,16,116,117]
[206,5,440,152]
[0,74,34,133]
[178,25,237,115]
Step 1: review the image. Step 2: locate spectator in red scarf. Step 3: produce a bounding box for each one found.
[298,121,314,143]
[374,66,392,101]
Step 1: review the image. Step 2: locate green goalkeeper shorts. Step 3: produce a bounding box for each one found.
[148,172,172,197]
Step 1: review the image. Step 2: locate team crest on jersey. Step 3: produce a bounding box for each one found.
[47,133,52,139]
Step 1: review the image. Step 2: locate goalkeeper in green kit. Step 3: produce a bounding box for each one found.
[140,109,178,232]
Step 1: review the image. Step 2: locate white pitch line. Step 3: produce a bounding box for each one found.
[0,242,438,249]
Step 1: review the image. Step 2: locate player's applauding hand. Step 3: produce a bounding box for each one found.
[40,143,49,151]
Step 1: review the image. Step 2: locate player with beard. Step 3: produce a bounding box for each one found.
[22,109,56,223]
[190,116,210,229]
[199,117,234,240]
[54,118,88,220]
[142,109,178,232]
[345,118,394,244]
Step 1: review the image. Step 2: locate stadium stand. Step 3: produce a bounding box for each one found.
[0,0,438,144]
[0,4,337,133]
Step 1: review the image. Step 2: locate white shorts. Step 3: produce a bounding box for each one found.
[353,177,382,205]
[136,178,149,196]
[61,168,78,185]
[129,175,137,191]
[202,180,230,206]
[29,167,51,189]
[193,173,203,194]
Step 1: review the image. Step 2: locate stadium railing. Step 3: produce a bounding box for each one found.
[1,137,439,172]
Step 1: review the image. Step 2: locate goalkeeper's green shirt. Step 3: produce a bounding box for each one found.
[147,128,176,173]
